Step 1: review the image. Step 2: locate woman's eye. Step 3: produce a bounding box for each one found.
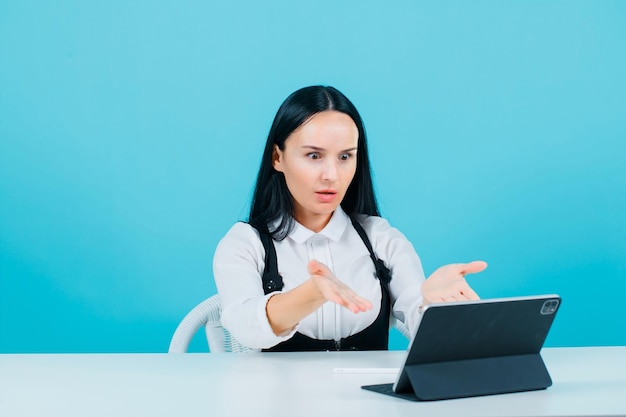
[339,153,353,161]
[307,152,321,160]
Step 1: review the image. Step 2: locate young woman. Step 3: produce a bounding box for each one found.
[213,85,487,351]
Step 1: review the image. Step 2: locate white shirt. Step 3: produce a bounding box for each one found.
[213,207,426,350]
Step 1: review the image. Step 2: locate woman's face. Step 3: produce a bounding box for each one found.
[273,110,358,232]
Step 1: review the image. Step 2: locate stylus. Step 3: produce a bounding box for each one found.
[332,367,399,374]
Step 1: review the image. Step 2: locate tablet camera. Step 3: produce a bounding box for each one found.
[540,299,559,315]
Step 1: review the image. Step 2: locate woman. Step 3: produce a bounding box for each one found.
[214,85,486,351]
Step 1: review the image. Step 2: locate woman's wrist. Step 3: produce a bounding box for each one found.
[266,280,327,335]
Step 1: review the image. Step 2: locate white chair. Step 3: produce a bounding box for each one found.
[168,294,412,353]
[391,315,411,340]
[168,294,251,353]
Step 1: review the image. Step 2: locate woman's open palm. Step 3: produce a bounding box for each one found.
[308,260,373,313]
[421,261,487,304]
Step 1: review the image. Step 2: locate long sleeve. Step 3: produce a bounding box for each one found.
[213,223,297,349]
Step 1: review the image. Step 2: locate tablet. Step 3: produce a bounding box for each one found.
[362,294,561,401]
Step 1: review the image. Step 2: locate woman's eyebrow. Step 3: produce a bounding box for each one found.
[301,145,325,151]
[301,145,357,152]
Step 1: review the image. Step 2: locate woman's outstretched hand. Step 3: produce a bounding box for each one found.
[308,260,373,313]
[421,261,487,305]
[265,259,372,335]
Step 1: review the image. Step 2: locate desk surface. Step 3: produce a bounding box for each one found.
[1,347,625,417]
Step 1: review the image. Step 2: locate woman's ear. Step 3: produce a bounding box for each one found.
[272,145,284,172]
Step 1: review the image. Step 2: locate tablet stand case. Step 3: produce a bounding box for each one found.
[362,295,560,401]
[362,352,552,401]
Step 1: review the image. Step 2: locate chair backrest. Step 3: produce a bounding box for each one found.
[391,316,411,340]
[168,293,412,353]
[168,294,252,353]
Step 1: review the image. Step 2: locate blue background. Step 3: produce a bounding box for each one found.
[1,1,624,353]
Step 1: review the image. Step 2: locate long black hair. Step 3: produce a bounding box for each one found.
[248,85,380,240]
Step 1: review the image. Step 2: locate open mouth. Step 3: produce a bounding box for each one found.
[316,190,338,202]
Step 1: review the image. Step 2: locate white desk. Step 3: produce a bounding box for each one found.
[1,347,624,417]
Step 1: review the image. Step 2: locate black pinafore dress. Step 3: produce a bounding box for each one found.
[256,217,392,352]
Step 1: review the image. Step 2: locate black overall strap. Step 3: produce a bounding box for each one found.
[258,231,284,294]
[349,217,391,288]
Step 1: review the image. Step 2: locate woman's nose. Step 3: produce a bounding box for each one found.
[321,160,338,181]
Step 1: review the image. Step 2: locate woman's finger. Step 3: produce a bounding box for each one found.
[459,260,488,276]
[339,292,372,313]
[351,295,373,311]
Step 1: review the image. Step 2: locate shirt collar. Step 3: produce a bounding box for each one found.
[288,206,350,244]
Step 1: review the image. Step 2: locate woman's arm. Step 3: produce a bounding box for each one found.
[362,216,486,334]
[266,260,372,335]
[214,223,372,347]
